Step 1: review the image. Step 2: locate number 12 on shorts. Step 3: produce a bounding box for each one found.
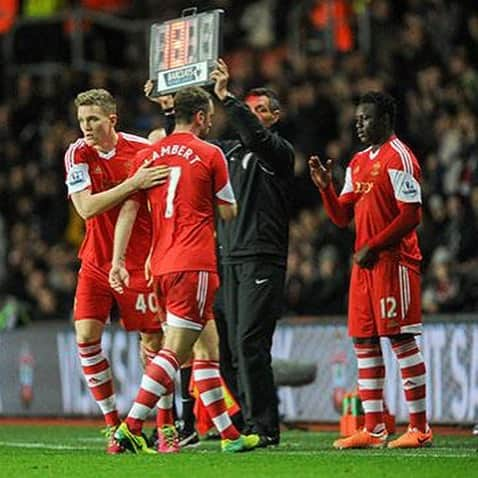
[380,296,397,319]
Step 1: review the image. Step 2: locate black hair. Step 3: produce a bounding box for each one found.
[359,91,397,129]
[245,87,281,112]
[174,86,211,123]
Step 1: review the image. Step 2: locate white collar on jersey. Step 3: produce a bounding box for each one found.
[97,148,116,160]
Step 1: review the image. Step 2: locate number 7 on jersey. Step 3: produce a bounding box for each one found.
[165,166,181,217]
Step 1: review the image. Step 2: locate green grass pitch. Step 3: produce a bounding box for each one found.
[0,424,477,478]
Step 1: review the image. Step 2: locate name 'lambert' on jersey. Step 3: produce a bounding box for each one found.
[158,144,202,164]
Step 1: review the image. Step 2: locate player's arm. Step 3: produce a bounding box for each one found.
[354,156,422,268]
[69,157,169,220]
[309,156,354,227]
[367,203,421,251]
[213,147,237,222]
[109,198,141,294]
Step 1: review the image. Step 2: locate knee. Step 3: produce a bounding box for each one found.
[74,321,103,344]
[140,332,163,353]
[193,338,219,361]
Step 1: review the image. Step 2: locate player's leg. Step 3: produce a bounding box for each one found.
[193,315,260,452]
[387,333,432,448]
[117,270,177,448]
[114,325,199,453]
[115,272,206,453]
[139,331,179,449]
[371,261,431,448]
[74,264,121,453]
[333,265,387,450]
[193,320,239,440]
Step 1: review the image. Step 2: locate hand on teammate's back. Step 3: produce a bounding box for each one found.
[130,160,169,190]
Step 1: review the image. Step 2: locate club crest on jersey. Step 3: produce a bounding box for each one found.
[94,166,102,174]
[370,162,381,176]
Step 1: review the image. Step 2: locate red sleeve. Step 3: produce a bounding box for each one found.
[320,182,354,228]
[212,147,236,205]
[128,149,148,205]
[64,141,92,196]
[367,202,421,251]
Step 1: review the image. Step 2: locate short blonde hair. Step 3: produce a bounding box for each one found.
[74,89,117,115]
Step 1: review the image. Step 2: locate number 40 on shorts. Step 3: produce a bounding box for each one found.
[135,293,158,313]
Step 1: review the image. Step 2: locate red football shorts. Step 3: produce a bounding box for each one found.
[155,271,219,331]
[74,261,163,333]
[348,259,422,338]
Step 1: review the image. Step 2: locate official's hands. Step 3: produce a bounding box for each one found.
[308,155,334,190]
[353,245,378,269]
[109,263,130,294]
[144,80,174,110]
[210,58,230,101]
[131,157,169,190]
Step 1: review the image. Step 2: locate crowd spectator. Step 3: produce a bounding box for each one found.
[1,0,478,320]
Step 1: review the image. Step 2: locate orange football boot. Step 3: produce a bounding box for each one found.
[387,426,432,449]
[333,428,388,449]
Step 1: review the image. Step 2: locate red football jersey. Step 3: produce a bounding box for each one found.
[130,131,236,276]
[340,135,422,270]
[64,132,152,270]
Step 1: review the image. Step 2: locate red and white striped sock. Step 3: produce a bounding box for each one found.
[126,348,179,435]
[192,360,240,441]
[77,339,119,427]
[355,343,385,434]
[392,338,428,432]
[142,345,175,428]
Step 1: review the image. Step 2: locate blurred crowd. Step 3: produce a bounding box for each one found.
[0,0,477,322]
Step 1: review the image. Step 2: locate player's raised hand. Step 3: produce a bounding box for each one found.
[131,157,169,190]
[144,80,174,110]
[109,263,130,294]
[308,155,334,190]
[210,58,230,101]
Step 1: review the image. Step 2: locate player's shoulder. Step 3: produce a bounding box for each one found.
[65,138,88,155]
[133,143,156,165]
[194,136,225,159]
[387,136,420,172]
[64,138,89,168]
[118,132,151,152]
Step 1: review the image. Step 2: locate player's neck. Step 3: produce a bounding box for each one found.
[94,131,119,154]
[371,132,394,151]
[173,123,199,136]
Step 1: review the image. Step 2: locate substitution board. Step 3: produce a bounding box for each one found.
[149,8,224,96]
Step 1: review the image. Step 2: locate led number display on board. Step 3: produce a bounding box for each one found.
[149,9,224,96]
